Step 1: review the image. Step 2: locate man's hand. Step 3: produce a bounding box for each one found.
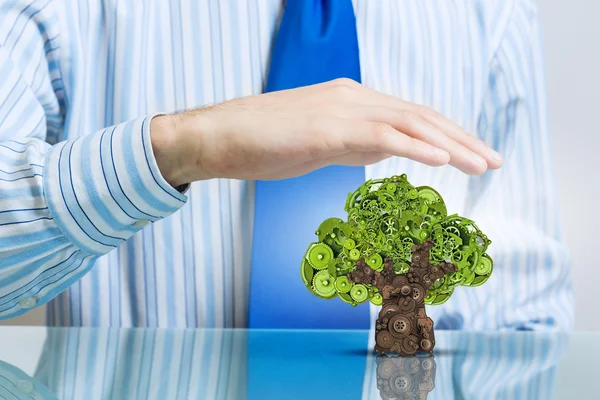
[150,79,503,187]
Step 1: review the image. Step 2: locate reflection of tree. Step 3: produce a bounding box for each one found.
[375,355,436,400]
[364,331,569,399]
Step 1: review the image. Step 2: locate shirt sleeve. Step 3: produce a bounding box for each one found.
[0,1,187,319]
[469,0,574,329]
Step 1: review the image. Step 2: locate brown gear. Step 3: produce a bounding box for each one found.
[401,335,419,355]
[400,285,412,296]
[411,284,425,303]
[420,338,433,352]
[381,285,395,299]
[392,275,409,287]
[376,331,394,349]
[381,304,400,317]
[399,297,416,312]
[389,314,412,338]
[389,341,402,354]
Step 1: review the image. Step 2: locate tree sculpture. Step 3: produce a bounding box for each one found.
[300,174,493,355]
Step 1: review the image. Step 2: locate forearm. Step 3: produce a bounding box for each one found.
[0,117,187,319]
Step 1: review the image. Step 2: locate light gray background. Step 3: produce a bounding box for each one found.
[538,0,599,331]
[2,0,599,330]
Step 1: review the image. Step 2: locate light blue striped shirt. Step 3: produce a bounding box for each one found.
[0,0,573,329]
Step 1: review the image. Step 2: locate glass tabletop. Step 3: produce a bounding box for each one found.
[0,327,597,400]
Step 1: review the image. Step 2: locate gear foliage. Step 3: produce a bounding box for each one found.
[301,174,493,307]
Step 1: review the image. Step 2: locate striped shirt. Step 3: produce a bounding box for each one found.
[0,0,573,329]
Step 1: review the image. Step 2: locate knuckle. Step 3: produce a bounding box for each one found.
[330,77,358,87]
[328,78,359,97]
[371,123,391,140]
[408,137,423,148]
[415,104,438,118]
[399,110,420,126]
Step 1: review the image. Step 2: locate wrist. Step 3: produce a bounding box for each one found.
[150,112,214,187]
[150,114,191,187]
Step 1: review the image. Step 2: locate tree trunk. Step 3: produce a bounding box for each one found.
[348,239,457,355]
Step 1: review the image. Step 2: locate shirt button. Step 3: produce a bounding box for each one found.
[132,220,149,229]
[19,297,37,309]
[16,380,34,394]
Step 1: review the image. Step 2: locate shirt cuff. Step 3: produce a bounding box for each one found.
[43,115,187,255]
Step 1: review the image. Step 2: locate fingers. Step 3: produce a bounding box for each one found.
[419,110,504,169]
[328,80,504,172]
[356,106,488,175]
[330,119,449,167]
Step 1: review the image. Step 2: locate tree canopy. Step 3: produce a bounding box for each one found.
[301,174,493,307]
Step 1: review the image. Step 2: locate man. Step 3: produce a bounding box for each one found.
[0,0,572,333]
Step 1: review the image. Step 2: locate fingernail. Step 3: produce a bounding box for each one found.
[491,150,503,162]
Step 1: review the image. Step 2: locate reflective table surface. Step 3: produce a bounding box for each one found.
[0,327,598,399]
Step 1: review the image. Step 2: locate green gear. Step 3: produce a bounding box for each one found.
[300,259,314,286]
[370,293,383,306]
[366,253,383,270]
[417,187,447,215]
[428,289,454,305]
[348,248,361,260]
[307,243,334,270]
[394,262,410,274]
[312,270,336,297]
[424,291,436,303]
[474,254,493,275]
[462,269,476,286]
[343,238,356,249]
[469,273,491,287]
[350,284,369,303]
[334,276,353,293]
[338,292,356,305]
[362,246,375,258]
[315,218,344,242]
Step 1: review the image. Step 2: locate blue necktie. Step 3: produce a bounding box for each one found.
[248,0,370,329]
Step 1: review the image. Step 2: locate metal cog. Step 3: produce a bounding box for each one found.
[307,243,334,270]
[312,270,336,297]
[334,276,353,293]
[366,253,383,270]
[350,284,369,303]
[474,254,493,275]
